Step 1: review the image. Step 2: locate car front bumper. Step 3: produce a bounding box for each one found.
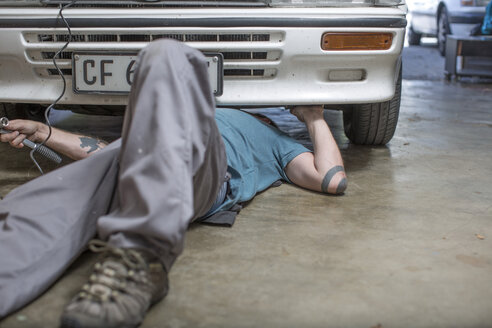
[0,7,406,107]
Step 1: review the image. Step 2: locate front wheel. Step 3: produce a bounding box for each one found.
[438,8,451,56]
[343,68,402,145]
[408,26,422,46]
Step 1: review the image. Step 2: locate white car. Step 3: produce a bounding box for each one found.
[0,0,407,145]
[407,0,489,55]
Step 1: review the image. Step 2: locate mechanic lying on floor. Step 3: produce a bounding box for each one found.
[0,39,346,328]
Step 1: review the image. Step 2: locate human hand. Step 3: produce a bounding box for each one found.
[0,119,42,148]
[289,105,324,123]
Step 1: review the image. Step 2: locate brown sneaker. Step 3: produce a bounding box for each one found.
[60,240,168,328]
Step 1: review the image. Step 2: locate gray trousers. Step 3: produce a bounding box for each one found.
[0,40,227,318]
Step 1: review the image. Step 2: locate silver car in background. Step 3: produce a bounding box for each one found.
[0,0,407,145]
[407,0,489,54]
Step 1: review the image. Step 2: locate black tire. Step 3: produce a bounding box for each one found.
[407,26,422,46]
[343,67,402,145]
[438,8,451,56]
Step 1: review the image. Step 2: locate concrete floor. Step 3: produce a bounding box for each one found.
[1,45,492,327]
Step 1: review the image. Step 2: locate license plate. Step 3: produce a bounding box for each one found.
[72,52,223,96]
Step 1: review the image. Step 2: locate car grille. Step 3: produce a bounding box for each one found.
[24,30,283,80]
[35,33,271,43]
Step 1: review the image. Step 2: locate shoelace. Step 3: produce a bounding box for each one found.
[77,240,150,301]
[88,239,147,270]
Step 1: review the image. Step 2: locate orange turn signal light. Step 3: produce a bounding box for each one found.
[321,33,393,51]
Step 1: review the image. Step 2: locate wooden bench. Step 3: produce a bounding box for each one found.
[444,35,492,80]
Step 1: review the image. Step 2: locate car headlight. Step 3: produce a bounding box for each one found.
[269,0,405,7]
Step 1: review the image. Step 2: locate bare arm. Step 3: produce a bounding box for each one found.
[0,119,107,161]
[284,105,347,195]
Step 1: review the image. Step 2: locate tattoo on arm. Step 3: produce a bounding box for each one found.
[321,165,346,194]
[336,177,348,194]
[79,137,106,154]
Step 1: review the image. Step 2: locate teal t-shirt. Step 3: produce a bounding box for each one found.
[213,108,310,214]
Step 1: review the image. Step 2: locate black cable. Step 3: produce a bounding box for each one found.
[30,0,78,174]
